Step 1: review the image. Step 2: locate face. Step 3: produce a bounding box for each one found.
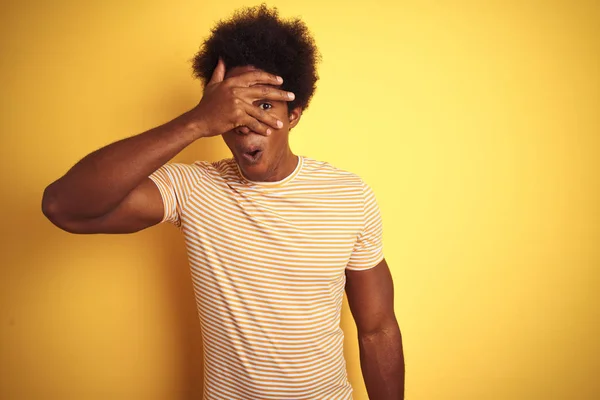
[221,65,302,182]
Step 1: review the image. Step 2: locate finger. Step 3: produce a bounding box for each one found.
[243,103,283,130]
[239,115,271,136]
[232,69,283,87]
[242,85,295,102]
[208,57,226,85]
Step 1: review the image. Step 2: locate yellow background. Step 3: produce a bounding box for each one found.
[1,0,598,399]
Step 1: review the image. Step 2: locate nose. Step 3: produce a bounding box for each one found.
[235,126,250,135]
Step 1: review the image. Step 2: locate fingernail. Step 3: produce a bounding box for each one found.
[277,76,283,83]
[277,120,283,128]
[266,128,272,135]
[288,92,295,100]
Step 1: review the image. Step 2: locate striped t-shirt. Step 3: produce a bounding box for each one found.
[149,155,384,399]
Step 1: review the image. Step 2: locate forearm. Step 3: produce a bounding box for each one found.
[359,322,405,400]
[42,111,202,219]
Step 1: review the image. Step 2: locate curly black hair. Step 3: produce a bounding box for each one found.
[192,4,320,112]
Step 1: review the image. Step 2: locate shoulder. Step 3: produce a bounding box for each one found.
[157,161,206,183]
[162,158,238,180]
[194,158,241,182]
[300,156,367,189]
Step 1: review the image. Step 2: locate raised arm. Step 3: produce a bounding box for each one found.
[41,120,196,234]
[42,59,293,234]
[346,258,405,399]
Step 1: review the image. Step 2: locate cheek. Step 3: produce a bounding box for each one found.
[266,132,290,154]
[221,132,237,150]
[270,104,290,125]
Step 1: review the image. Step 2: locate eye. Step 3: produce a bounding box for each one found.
[258,102,273,110]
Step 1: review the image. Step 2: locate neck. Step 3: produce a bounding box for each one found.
[243,149,298,183]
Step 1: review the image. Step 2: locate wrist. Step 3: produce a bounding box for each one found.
[174,110,209,141]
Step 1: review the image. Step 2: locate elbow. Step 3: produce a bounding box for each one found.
[358,318,401,340]
[42,185,60,221]
[42,185,75,232]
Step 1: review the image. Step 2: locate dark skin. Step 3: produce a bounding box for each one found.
[41,62,404,398]
[41,59,296,233]
[346,259,405,399]
[220,61,302,183]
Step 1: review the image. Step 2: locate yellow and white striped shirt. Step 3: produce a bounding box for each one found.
[149,155,383,399]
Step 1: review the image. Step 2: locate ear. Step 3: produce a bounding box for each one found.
[288,106,303,130]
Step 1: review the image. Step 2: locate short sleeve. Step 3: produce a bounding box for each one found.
[148,163,203,228]
[346,181,384,271]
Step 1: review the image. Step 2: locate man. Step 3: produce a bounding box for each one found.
[42,5,404,399]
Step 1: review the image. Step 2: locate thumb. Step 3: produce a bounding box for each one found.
[208,57,226,85]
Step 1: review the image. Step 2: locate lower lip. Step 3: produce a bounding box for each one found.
[241,150,263,163]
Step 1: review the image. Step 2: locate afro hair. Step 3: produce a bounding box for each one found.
[192,4,321,112]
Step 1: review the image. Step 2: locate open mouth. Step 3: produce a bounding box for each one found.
[241,148,263,163]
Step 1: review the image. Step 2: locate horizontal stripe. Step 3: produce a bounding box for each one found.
[149,156,384,399]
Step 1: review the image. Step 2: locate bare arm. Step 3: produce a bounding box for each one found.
[41,118,198,233]
[346,258,405,400]
[42,58,294,234]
